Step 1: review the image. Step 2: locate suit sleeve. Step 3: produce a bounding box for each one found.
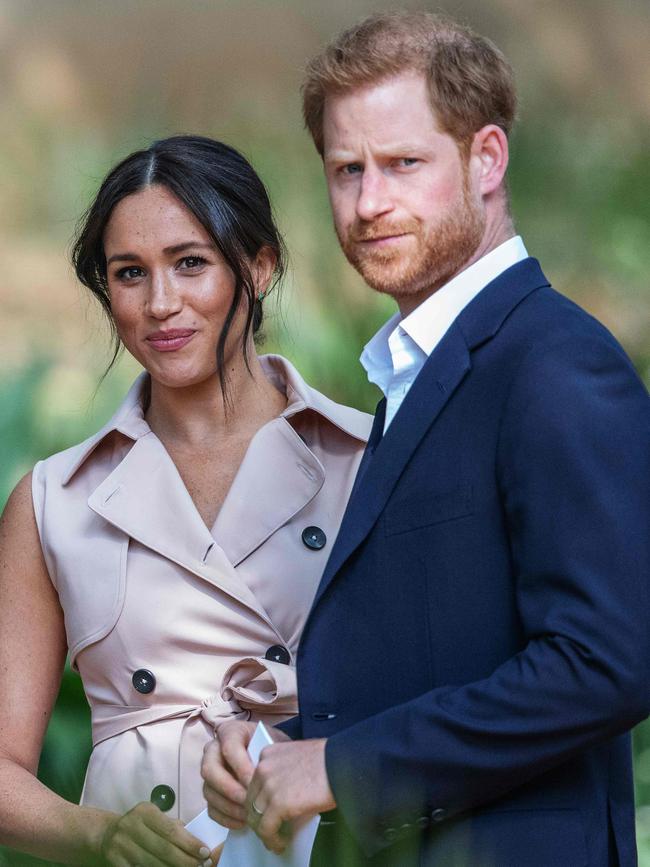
[325,330,650,856]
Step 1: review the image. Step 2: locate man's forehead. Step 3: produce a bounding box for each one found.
[322,73,441,142]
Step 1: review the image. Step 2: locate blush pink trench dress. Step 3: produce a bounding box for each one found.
[31,355,371,822]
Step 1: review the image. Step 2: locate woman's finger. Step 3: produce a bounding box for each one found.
[142,805,212,859]
[103,803,212,867]
[210,842,225,865]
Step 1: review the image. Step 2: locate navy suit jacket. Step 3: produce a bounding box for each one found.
[280,259,650,866]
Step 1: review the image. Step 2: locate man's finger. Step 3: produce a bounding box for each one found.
[203,767,248,807]
[202,740,247,804]
[204,789,247,828]
[219,725,256,787]
[255,805,291,855]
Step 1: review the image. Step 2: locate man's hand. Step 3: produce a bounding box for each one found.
[246,738,337,854]
[201,720,290,830]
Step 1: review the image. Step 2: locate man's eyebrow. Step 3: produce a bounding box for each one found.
[325,144,430,163]
[106,241,216,266]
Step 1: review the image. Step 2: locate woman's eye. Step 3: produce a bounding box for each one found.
[178,255,207,270]
[116,266,144,281]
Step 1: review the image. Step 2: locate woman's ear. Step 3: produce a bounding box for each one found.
[252,246,277,300]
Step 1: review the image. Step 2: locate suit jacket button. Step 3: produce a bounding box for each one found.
[416,815,430,829]
[132,669,156,694]
[302,526,327,550]
[150,784,175,811]
[383,827,398,842]
[430,808,447,823]
[265,645,291,665]
[399,823,412,836]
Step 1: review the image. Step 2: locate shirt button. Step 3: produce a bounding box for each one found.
[132,669,156,694]
[302,526,327,550]
[383,827,398,842]
[265,645,291,665]
[150,784,175,812]
[416,815,430,829]
[431,808,447,823]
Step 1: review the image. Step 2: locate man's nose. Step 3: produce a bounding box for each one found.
[146,271,183,319]
[356,166,393,222]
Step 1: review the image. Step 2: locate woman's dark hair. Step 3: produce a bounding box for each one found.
[72,135,286,401]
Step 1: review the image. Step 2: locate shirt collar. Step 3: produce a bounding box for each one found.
[402,236,528,356]
[360,236,528,383]
[61,354,370,484]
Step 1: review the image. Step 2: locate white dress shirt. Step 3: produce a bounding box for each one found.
[360,236,529,431]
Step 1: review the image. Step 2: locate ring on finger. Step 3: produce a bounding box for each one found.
[251,799,264,819]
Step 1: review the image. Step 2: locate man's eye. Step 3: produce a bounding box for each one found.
[116,266,144,281]
[342,164,362,175]
[397,158,419,167]
[179,256,207,269]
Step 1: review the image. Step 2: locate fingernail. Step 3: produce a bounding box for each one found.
[202,859,212,867]
[199,848,210,858]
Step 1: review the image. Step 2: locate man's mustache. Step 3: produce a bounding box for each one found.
[349,219,419,243]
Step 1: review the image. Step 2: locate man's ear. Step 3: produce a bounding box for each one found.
[469,124,509,197]
[252,246,277,299]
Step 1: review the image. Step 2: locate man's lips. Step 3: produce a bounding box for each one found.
[146,329,196,352]
[356,232,410,245]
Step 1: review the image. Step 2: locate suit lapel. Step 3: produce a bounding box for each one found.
[313,320,471,607]
[312,257,550,608]
[347,398,386,503]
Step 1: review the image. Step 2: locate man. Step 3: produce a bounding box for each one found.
[202,11,650,865]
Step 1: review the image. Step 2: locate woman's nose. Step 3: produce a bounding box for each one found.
[146,271,182,319]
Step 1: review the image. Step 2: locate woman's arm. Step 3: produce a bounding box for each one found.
[0,472,111,863]
[0,475,213,867]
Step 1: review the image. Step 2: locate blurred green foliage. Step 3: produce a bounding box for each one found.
[0,0,649,863]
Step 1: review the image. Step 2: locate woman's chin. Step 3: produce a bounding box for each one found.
[146,363,217,391]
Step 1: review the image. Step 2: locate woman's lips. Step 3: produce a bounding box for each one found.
[146,329,196,352]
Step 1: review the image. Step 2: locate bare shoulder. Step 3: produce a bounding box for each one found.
[0,471,59,606]
[0,472,66,770]
[0,471,40,556]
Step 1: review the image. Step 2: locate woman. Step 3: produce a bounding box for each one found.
[0,135,371,866]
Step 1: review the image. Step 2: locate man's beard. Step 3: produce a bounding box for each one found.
[336,171,486,304]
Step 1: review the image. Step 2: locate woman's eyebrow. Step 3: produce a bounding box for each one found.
[106,241,216,266]
[106,251,139,265]
[162,241,216,255]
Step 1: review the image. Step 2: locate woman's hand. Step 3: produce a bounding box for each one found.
[100,801,213,867]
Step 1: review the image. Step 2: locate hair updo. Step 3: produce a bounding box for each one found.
[72,134,286,398]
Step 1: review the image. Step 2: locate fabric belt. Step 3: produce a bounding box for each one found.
[90,655,298,818]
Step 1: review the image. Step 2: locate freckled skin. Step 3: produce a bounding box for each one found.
[104,185,242,391]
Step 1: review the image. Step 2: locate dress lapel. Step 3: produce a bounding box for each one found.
[87,432,276,628]
[213,417,325,567]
